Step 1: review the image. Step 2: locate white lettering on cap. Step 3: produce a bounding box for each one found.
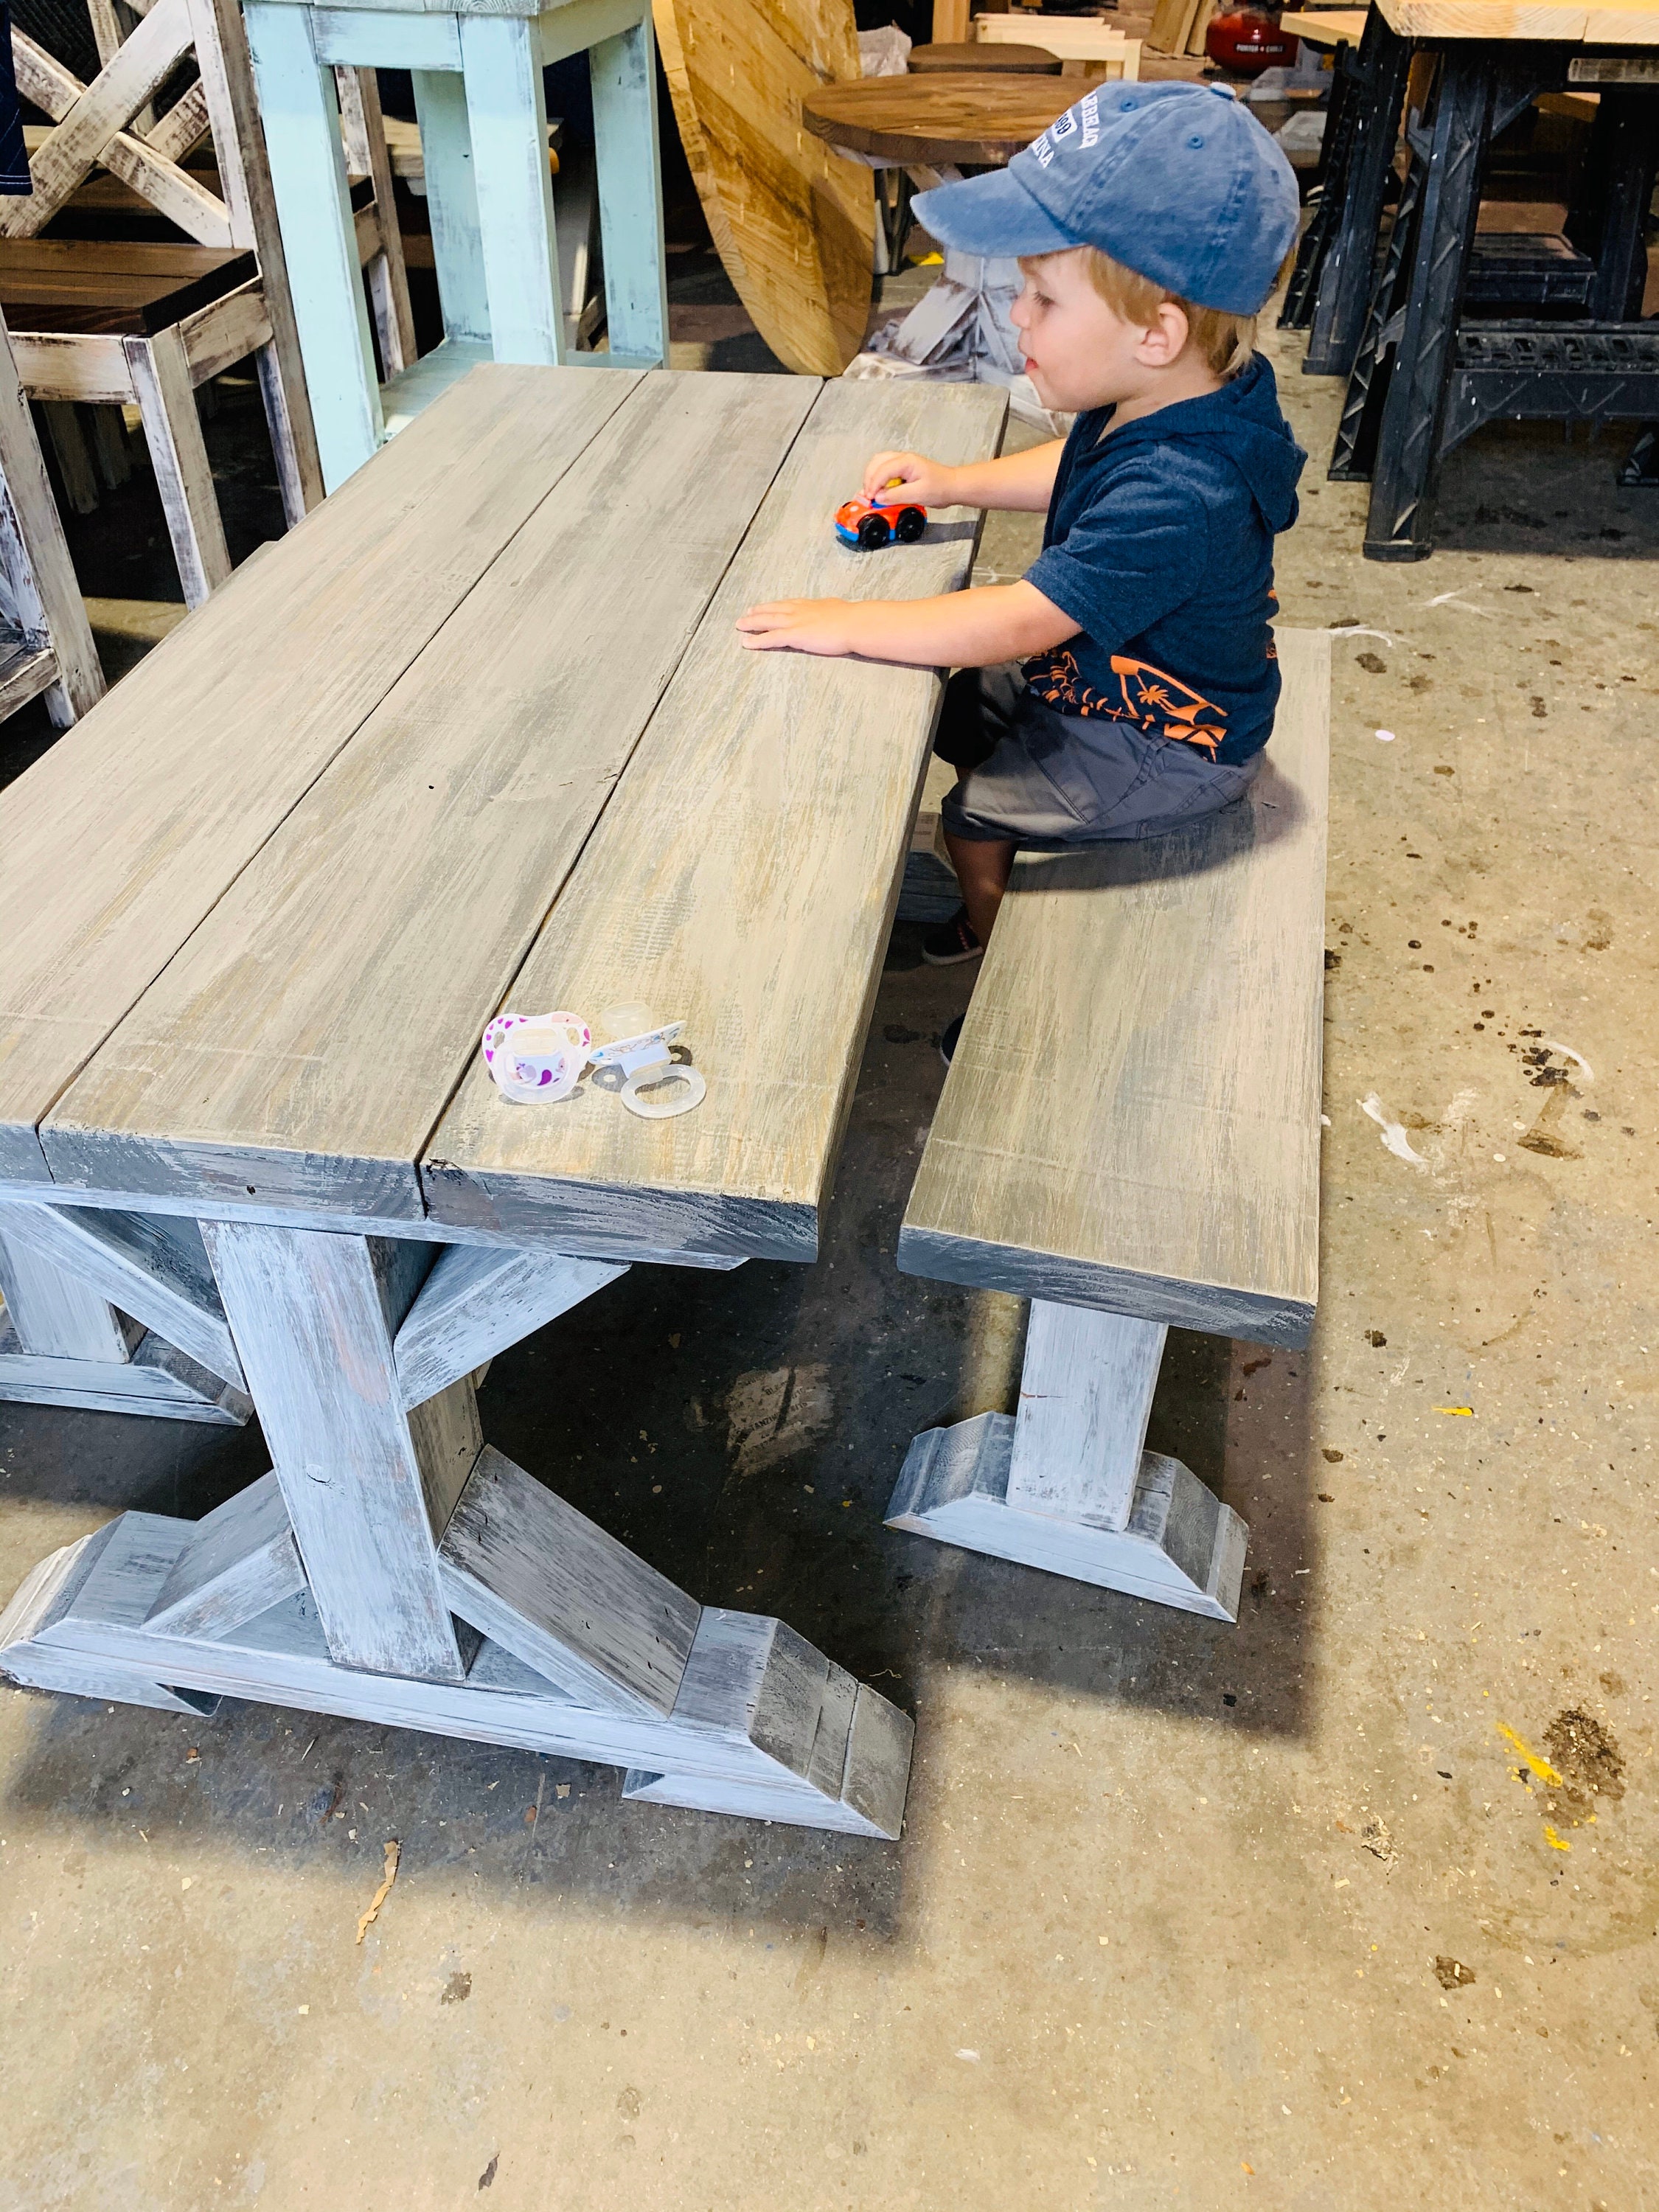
[1080,90,1100,147]
[1050,108,1078,142]
[1031,131,1054,167]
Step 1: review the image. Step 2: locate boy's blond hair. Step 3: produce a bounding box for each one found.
[1033,246,1296,380]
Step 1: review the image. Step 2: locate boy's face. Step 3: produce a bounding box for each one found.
[1010,248,1186,415]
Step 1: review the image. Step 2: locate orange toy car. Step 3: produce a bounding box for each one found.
[834,487,928,550]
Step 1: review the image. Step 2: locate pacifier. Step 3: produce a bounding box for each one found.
[481,1011,591,1104]
[591,1004,706,1121]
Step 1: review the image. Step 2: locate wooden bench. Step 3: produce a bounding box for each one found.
[886,629,1331,1621]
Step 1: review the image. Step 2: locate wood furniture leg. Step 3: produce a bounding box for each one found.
[124,326,232,606]
[335,64,416,378]
[243,0,382,489]
[411,66,491,344]
[0,311,102,726]
[0,1204,248,1421]
[0,1211,914,1836]
[588,13,669,367]
[459,14,565,366]
[888,1303,1248,1622]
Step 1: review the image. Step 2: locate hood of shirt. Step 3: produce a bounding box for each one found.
[1082,353,1306,535]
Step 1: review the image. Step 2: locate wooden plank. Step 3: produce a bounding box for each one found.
[0,1200,243,1385]
[142,76,212,161]
[200,1221,475,1680]
[1375,0,1659,38]
[0,312,105,720]
[653,0,874,375]
[46,372,817,1217]
[0,643,58,718]
[0,1322,250,1420]
[422,375,1007,1256]
[1004,1304,1166,1532]
[177,280,274,385]
[897,629,1330,1348]
[437,1444,700,1714]
[312,9,465,66]
[0,364,641,1188]
[393,1242,626,1408]
[0,0,201,239]
[803,76,1079,169]
[9,332,134,403]
[0,1222,136,1359]
[143,1470,306,1637]
[124,327,232,607]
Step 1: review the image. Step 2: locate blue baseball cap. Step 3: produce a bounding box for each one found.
[912,82,1299,315]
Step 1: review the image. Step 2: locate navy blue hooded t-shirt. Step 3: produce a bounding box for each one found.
[1021,354,1305,767]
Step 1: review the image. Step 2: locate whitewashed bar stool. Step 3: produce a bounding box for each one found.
[244,0,669,491]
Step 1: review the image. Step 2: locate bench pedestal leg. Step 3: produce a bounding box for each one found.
[886,1301,1248,1623]
[0,1217,913,1839]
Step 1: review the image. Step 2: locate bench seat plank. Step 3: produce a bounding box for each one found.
[42,372,818,1218]
[421,378,1009,1258]
[897,627,1330,1347]
[1,364,642,1186]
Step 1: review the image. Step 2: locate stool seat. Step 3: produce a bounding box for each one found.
[803,74,1079,166]
[0,241,255,337]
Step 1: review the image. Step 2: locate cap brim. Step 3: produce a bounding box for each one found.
[911,167,1079,260]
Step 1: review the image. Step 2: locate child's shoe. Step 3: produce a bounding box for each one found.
[921,907,982,966]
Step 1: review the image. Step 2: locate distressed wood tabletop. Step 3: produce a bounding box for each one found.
[4,364,1008,1260]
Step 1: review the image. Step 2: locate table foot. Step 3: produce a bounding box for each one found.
[887,1411,1247,1622]
[0,1498,913,1837]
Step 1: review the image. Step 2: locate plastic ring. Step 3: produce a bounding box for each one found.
[619,1064,706,1120]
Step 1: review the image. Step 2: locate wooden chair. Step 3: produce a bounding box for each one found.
[0,305,104,729]
[1,0,334,602]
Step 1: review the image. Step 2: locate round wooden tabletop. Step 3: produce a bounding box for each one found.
[907,40,1064,72]
[801,74,1081,166]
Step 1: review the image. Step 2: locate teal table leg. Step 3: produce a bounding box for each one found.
[411,69,491,344]
[590,15,669,368]
[244,1,383,490]
[459,15,565,366]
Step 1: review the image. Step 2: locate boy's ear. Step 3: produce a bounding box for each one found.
[1135,300,1192,367]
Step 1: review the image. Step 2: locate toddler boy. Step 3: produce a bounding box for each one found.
[737,82,1305,1057]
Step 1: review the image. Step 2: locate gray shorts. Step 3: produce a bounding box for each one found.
[938,662,1262,847]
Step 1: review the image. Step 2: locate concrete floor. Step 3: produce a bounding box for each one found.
[1,305,1658,2211]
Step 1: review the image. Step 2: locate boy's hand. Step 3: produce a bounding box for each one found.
[734,597,860,655]
[861,450,959,508]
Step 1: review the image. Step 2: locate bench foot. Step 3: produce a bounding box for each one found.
[0,1506,913,1840]
[887,1411,1248,1623]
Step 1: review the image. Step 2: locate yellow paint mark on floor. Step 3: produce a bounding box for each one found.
[1543,1826,1572,1851]
[1435,1405,1475,1416]
[1495,1721,1564,1787]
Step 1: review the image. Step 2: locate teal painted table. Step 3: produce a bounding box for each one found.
[245,0,669,490]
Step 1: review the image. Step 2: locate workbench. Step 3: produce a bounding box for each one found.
[0,364,1007,1837]
[1281,0,1659,553]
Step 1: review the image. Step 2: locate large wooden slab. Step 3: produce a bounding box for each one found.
[422,376,1007,1256]
[653,0,874,375]
[1377,0,1659,38]
[802,75,1077,167]
[41,372,818,1217]
[898,628,1330,1346]
[0,364,641,1186]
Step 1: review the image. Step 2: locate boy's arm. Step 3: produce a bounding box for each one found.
[862,440,1065,514]
[735,580,1077,664]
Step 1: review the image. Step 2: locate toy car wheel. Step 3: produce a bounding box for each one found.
[856,512,891,550]
[894,506,926,543]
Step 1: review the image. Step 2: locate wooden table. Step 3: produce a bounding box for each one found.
[0,364,1007,1837]
[243,0,670,493]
